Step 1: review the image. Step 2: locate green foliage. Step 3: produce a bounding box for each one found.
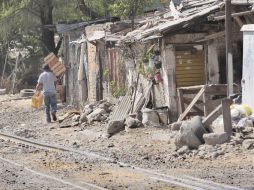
[109,81,127,98]
[108,0,152,19]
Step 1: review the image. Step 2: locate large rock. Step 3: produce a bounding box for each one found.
[107,120,125,136]
[125,117,143,128]
[203,132,229,146]
[175,116,207,149]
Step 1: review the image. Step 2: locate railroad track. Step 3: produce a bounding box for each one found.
[0,131,244,190]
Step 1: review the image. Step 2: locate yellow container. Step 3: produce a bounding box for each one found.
[31,93,43,109]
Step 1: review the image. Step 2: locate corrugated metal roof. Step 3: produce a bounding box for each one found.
[56,17,120,33]
[110,95,132,121]
[120,0,224,43]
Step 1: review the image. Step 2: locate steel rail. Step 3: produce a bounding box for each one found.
[0,131,244,190]
[0,156,107,190]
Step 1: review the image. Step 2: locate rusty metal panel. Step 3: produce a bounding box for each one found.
[175,50,205,87]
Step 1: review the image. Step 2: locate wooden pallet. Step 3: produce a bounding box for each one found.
[44,53,66,77]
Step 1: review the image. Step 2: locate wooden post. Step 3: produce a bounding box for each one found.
[225,0,234,96]
[177,89,185,114]
[63,34,69,103]
[222,99,233,136]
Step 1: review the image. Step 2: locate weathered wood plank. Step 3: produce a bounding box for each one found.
[222,99,233,136]
[232,0,254,5]
[177,89,185,114]
[202,104,222,127]
[164,33,207,44]
[178,87,205,121]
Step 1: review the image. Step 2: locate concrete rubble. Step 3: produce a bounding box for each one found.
[171,104,254,159]
[58,98,254,156]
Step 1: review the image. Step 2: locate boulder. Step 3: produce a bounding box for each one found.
[203,132,229,146]
[175,116,207,149]
[125,117,143,128]
[107,120,125,136]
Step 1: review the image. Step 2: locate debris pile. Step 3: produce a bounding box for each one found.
[171,101,254,158]
[59,100,114,128]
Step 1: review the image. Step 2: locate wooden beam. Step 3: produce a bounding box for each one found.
[183,97,204,115]
[234,16,244,28]
[202,104,222,127]
[222,99,233,136]
[177,89,185,114]
[178,87,205,121]
[232,0,254,5]
[225,0,234,96]
[164,33,207,44]
[197,31,225,42]
[213,10,254,21]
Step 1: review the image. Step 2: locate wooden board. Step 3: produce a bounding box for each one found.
[44,53,66,77]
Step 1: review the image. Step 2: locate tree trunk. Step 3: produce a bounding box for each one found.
[39,0,55,56]
[77,0,100,19]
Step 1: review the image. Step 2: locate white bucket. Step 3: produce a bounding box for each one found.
[142,108,160,125]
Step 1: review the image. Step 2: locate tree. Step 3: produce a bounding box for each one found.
[108,0,153,29]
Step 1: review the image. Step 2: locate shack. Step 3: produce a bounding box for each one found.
[116,0,254,122]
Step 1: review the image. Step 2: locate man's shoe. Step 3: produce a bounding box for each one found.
[51,112,57,121]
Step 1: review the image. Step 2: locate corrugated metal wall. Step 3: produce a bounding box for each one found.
[175,50,205,87]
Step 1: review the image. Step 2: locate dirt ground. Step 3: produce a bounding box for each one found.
[0,95,253,190]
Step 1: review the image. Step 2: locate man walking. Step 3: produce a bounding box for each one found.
[36,64,57,123]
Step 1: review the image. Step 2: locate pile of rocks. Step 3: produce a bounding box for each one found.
[169,114,254,158]
[59,100,114,128]
[106,117,144,137]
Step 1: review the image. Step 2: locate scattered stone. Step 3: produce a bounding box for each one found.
[230,136,244,145]
[59,117,72,128]
[170,122,182,131]
[72,121,79,127]
[203,132,229,146]
[80,113,88,123]
[72,114,80,122]
[177,146,190,155]
[237,118,253,129]
[83,104,93,115]
[107,120,125,137]
[125,117,143,129]
[242,139,254,150]
[108,143,115,148]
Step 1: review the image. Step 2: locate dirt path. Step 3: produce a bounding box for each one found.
[0,96,253,189]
